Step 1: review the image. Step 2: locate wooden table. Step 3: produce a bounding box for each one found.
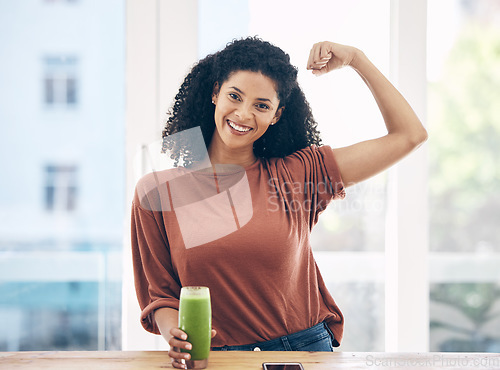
[1,351,499,369]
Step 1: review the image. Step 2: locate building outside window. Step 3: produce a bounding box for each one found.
[0,0,125,351]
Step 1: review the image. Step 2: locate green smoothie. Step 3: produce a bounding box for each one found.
[178,287,212,362]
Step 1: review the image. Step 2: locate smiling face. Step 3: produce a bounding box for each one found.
[209,70,284,165]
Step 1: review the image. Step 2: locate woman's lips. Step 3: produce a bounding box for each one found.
[226,119,253,135]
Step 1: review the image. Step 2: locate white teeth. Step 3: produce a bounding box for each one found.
[228,120,251,132]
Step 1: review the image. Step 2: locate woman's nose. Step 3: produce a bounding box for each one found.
[235,104,252,121]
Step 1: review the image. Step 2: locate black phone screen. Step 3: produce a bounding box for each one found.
[262,363,304,370]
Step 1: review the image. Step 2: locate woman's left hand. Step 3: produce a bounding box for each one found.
[306,41,359,76]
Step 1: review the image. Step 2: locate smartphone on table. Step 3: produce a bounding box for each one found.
[262,363,305,370]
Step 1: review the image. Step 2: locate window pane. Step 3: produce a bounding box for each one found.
[44,78,54,104]
[0,1,125,350]
[428,0,500,352]
[66,77,77,105]
[249,0,390,351]
[430,282,500,352]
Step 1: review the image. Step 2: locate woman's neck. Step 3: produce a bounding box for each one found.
[207,143,257,168]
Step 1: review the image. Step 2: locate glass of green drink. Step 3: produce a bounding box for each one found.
[178,286,212,369]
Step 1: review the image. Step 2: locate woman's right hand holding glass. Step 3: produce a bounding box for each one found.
[168,327,217,369]
[168,327,192,369]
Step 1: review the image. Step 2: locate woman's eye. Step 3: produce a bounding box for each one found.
[257,103,270,110]
[229,93,240,101]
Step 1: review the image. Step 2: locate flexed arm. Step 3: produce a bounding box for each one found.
[307,41,428,187]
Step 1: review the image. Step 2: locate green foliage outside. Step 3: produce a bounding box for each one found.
[429,22,500,253]
[429,15,500,352]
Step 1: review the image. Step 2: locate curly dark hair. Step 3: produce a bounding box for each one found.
[162,36,322,166]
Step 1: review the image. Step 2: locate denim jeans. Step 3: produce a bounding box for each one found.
[211,322,334,352]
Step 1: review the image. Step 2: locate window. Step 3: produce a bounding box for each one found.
[0,0,125,351]
[43,56,79,107]
[44,165,78,212]
[427,0,500,352]
[247,0,390,352]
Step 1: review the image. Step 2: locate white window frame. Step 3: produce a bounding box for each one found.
[123,0,429,351]
[386,0,428,352]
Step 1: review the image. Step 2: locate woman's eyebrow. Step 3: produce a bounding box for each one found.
[229,86,272,103]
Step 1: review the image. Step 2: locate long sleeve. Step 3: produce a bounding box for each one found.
[131,183,181,334]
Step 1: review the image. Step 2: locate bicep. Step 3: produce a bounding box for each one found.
[332,133,420,187]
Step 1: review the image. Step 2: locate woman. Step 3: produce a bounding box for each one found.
[131,37,427,368]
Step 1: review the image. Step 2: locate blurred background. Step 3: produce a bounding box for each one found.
[0,0,499,353]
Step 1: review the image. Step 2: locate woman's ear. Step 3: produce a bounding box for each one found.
[271,106,285,125]
[212,82,220,104]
